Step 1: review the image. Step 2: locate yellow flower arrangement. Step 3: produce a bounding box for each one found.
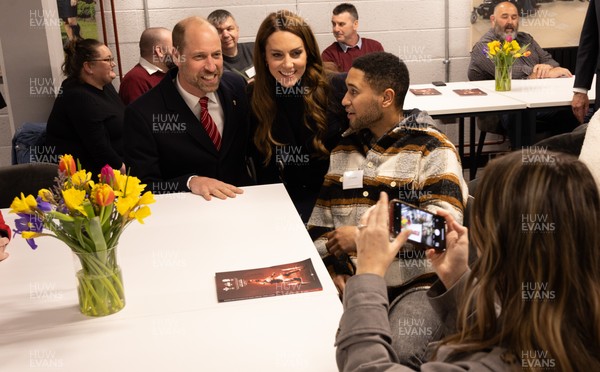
[10,154,155,316]
[485,36,531,91]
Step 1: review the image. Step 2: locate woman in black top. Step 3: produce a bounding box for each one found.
[46,39,125,176]
[250,11,347,222]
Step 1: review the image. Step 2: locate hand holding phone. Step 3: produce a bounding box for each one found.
[389,199,446,251]
[355,192,409,277]
[426,209,469,289]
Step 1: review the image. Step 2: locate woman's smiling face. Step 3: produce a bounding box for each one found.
[265,31,307,87]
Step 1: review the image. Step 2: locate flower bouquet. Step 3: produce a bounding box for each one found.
[10,155,155,316]
[485,36,531,91]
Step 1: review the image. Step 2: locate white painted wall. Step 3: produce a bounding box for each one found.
[101,0,473,87]
[0,0,477,166]
[0,0,64,166]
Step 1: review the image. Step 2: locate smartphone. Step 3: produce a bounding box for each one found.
[389,199,446,251]
[432,81,446,86]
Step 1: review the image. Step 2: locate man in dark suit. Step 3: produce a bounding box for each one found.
[124,16,253,200]
[572,0,600,123]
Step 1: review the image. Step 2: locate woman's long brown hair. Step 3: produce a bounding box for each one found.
[440,150,600,370]
[251,11,330,165]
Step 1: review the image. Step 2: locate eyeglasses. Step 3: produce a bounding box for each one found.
[89,57,115,63]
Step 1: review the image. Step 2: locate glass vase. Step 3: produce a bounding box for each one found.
[72,246,125,317]
[495,63,512,91]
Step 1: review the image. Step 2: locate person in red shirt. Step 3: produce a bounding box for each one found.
[321,3,384,72]
[119,27,175,105]
[0,210,11,261]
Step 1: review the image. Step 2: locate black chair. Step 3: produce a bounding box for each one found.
[0,163,58,208]
[546,46,578,76]
[533,123,588,156]
[473,115,508,178]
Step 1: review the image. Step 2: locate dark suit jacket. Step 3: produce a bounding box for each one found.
[124,68,253,194]
[574,0,600,105]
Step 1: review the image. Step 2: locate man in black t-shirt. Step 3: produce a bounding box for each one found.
[208,9,255,83]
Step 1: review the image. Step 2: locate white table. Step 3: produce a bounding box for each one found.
[0,184,342,371]
[404,81,527,116]
[470,76,596,109]
[405,81,527,177]
[469,76,595,154]
[406,77,595,178]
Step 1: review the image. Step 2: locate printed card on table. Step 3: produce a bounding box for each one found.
[452,88,487,96]
[410,88,442,96]
[215,258,323,302]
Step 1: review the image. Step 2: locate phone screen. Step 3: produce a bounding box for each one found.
[390,200,446,251]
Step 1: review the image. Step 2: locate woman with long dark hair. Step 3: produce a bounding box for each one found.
[250,10,346,222]
[337,151,600,371]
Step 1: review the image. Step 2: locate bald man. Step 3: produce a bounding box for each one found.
[124,17,253,199]
[119,27,175,105]
[468,1,571,81]
[467,1,577,146]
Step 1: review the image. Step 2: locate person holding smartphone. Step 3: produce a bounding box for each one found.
[336,151,600,371]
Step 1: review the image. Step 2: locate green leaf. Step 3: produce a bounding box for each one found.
[49,211,75,222]
[88,216,108,252]
[83,200,95,219]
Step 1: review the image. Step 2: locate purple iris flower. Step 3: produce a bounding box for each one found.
[13,213,44,250]
[36,198,53,213]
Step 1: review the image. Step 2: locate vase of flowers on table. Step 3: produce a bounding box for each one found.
[485,36,531,91]
[10,155,155,316]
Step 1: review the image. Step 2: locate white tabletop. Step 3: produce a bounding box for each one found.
[404,81,527,116]
[0,184,342,372]
[469,76,596,108]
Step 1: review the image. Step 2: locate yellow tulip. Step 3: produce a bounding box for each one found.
[92,184,115,207]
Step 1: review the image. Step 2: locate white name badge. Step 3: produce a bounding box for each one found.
[245,66,256,79]
[343,170,364,190]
